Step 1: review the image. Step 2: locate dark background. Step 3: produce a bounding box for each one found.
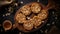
[0,0,60,34]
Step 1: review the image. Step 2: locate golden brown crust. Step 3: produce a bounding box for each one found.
[30,16,42,28]
[38,10,48,20]
[20,5,31,16]
[31,2,41,13]
[15,13,26,23]
[23,20,33,30]
[14,2,48,31]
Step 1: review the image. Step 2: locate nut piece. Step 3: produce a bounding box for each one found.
[31,3,41,13]
[20,5,31,16]
[23,20,33,30]
[16,13,26,23]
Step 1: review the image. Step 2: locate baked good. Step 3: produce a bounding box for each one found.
[15,13,26,23]
[32,16,42,28]
[23,20,33,30]
[31,2,41,13]
[20,5,31,16]
[38,10,48,20]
